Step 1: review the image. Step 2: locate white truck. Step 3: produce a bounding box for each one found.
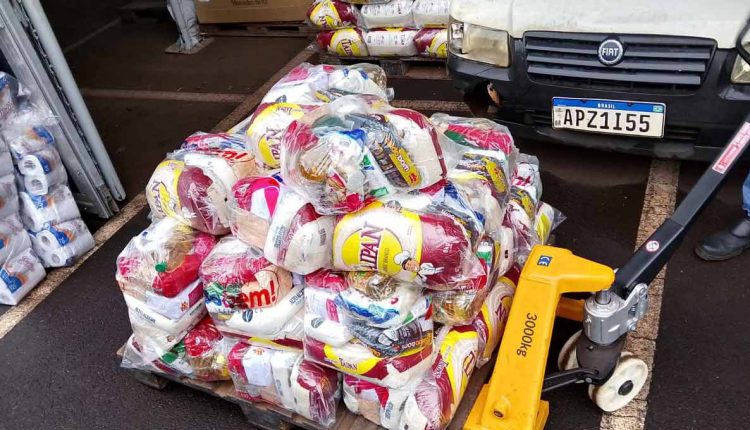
[448,0,750,160]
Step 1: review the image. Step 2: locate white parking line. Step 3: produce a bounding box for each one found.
[62,18,122,54]
[600,159,680,430]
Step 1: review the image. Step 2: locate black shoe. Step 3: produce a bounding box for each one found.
[695,216,750,261]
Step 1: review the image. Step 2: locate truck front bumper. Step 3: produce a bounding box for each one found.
[449,49,750,161]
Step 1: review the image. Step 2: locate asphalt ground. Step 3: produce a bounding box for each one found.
[0,4,748,430]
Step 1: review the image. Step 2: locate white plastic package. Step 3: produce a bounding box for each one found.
[0,248,45,305]
[303,271,354,347]
[412,0,450,28]
[20,150,67,195]
[19,185,81,231]
[344,374,421,429]
[125,293,207,359]
[258,63,389,106]
[361,0,415,29]
[304,334,434,388]
[146,132,260,236]
[228,342,341,427]
[280,95,447,214]
[399,326,479,430]
[364,29,419,57]
[263,189,335,275]
[228,175,282,249]
[30,218,95,267]
[0,175,20,220]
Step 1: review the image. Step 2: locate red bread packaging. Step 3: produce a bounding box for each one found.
[116,217,216,298]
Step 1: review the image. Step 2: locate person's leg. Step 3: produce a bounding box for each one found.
[695,169,750,261]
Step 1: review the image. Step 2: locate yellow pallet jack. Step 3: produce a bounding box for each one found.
[465,21,750,430]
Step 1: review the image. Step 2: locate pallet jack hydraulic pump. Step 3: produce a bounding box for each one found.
[465,19,750,430]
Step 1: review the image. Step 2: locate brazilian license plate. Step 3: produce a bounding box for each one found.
[552,98,666,138]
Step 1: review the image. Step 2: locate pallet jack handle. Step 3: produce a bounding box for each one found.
[614,17,750,294]
[613,111,750,296]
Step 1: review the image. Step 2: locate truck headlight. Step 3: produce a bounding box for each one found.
[731,49,750,84]
[449,20,510,67]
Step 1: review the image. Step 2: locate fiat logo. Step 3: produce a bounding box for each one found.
[598,38,624,66]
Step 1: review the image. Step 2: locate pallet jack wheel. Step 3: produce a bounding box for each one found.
[557,330,582,371]
[588,353,648,412]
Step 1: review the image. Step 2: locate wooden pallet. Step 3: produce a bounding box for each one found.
[117,344,494,430]
[319,53,448,79]
[199,22,317,38]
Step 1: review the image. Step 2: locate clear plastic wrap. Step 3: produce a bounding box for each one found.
[343,374,421,429]
[280,95,447,214]
[292,358,342,426]
[0,149,14,178]
[0,72,26,120]
[259,63,390,106]
[30,217,95,268]
[130,278,204,321]
[146,132,259,235]
[414,28,448,58]
[345,296,432,358]
[398,325,479,430]
[535,201,565,245]
[122,335,195,378]
[19,185,82,231]
[263,189,335,275]
[18,147,67,195]
[471,276,515,368]
[0,175,20,219]
[200,236,293,310]
[228,175,282,248]
[307,0,361,29]
[412,0,450,28]
[430,114,516,155]
[335,271,423,328]
[0,214,32,265]
[316,29,370,57]
[228,342,341,427]
[124,291,207,361]
[495,225,516,277]
[429,234,503,325]
[364,29,419,57]
[183,315,232,381]
[507,155,547,263]
[361,0,415,29]
[122,317,233,382]
[395,181,484,252]
[303,270,355,347]
[0,107,57,160]
[304,334,433,389]
[116,217,217,298]
[236,103,317,171]
[204,280,305,342]
[0,246,45,306]
[332,200,484,287]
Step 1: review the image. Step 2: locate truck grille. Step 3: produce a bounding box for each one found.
[524,32,716,91]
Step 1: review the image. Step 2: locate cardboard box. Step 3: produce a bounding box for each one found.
[195,0,309,24]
